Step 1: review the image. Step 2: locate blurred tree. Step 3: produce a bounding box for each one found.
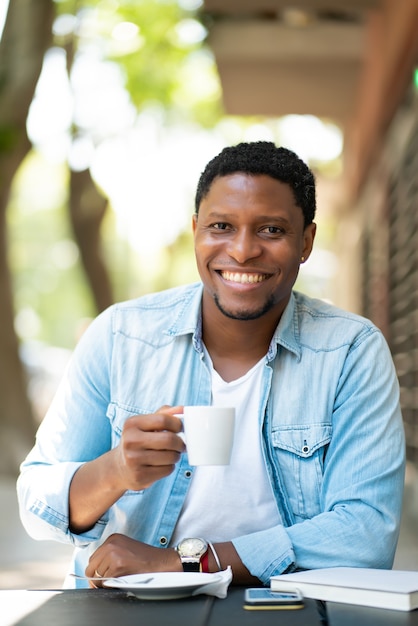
[57,3,114,313]
[0,0,222,474]
[54,0,220,313]
[39,0,220,312]
[69,167,113,312]
[0,0,55,474]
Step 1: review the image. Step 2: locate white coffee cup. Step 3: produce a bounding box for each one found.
[182,406,235,466]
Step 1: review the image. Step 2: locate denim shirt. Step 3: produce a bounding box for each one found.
[17,283,405,587]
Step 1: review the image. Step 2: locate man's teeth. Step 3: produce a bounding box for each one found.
[221,271,267,284]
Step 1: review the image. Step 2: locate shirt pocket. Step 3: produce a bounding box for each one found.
[106,402,153,442]
[271,424,332,520]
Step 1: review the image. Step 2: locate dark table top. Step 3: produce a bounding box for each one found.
[0,587,417,626]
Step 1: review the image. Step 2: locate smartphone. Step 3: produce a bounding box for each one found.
[244,588,304,610]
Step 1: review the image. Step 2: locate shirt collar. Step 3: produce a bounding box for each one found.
[268,292,302,362]
[164,283,301,361]
[163,282,203,337]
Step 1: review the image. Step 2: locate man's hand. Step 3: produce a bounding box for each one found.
[113,405,185,492]
[85,534,181,586]
[69,405,185,534]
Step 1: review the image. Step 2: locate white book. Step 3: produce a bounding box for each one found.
[271,567,418,612]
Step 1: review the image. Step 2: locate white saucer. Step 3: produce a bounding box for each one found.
[103,572,222,600]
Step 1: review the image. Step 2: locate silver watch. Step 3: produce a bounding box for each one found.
[175,537,208,572]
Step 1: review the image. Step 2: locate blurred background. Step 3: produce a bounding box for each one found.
[0,0,417,588]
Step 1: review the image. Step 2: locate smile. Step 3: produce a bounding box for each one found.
[220,271,269,284]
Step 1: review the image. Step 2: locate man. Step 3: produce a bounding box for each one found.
[17,141,405,588]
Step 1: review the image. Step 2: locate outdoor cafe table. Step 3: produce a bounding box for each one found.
[1,587,418,626]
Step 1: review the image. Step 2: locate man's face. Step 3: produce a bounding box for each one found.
[193,173,316,322]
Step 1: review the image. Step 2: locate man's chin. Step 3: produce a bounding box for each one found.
[213,295,274,321]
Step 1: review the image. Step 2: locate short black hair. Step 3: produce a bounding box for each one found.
[195,141,316,227]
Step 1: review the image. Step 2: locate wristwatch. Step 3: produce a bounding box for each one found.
[175,537,208,572]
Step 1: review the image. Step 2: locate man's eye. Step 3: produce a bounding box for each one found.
[261,226,284,235]
[212,223,229,230]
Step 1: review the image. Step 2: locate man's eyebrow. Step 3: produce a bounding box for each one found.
[255,215,291,224]
[204,211,292,224]
[201,211,233,221]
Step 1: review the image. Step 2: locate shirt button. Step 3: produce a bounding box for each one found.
[302,445,309,453]
[159,536,168,546]
[184,470,192,478]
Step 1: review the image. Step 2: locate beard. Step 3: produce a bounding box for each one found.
[213,293,276,321]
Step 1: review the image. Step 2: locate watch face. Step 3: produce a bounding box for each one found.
[177,537,207,558]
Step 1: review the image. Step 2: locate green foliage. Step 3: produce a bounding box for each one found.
[109,3,196,103]
[53,0,223,126]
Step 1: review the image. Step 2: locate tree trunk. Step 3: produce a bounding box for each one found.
[62,28,114,314]
[0,0,55,475]
[69,168,114,313]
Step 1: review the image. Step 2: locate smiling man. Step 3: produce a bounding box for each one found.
[193,168,315,382]
[17,142,405,588]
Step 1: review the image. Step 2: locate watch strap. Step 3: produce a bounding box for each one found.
[201,550,209,573]
[182,559,201,572]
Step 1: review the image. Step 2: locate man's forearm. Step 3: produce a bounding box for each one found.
[69,449,126,534]
[211,542,260,584]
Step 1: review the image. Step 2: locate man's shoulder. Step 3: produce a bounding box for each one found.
[115,282,202,312]
[109,283,202,338]
[294,291,374,325]
[292,291,380,344]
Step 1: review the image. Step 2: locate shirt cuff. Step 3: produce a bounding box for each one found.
[232,524,295,585]
[18,461,107,546]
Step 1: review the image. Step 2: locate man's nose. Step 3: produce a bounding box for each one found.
[226,229,262,263]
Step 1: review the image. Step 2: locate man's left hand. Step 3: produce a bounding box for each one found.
[85,533,181,587]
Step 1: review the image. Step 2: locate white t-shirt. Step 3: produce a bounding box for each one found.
[171,351,281,545]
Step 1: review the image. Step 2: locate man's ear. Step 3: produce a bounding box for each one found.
[301,222,316,262]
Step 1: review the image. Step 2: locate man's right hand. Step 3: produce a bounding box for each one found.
[68,405,184,534]
[113,405,185,491]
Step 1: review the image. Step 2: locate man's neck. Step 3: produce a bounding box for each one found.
[201,300,283,383]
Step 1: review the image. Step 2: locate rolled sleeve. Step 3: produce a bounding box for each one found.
[17,460,107,546]
[233,524,295,585]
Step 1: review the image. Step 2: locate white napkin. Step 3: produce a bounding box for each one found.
[192,566,233,599]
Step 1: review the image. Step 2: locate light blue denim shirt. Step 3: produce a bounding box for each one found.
[17,283,405,587]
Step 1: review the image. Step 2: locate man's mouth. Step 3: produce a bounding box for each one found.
[219,271,269,284]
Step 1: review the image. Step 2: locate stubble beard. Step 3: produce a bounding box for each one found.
[213,293,276,321]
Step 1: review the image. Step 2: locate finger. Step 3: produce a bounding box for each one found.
[89,580,100,589]
[133,448,183,466]
[123,428,185,455]
[158,405,184,416]
[142,411,184,434]
[125,415,184,439]
[163,410,184,434]
[144,405,184,431]
[86,548,107,578]
[85,560,103,579]
[146,431,185,453]
[124,463,179,489]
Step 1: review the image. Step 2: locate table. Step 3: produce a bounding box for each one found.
[326,602,418,626]
[0,588,417,626]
